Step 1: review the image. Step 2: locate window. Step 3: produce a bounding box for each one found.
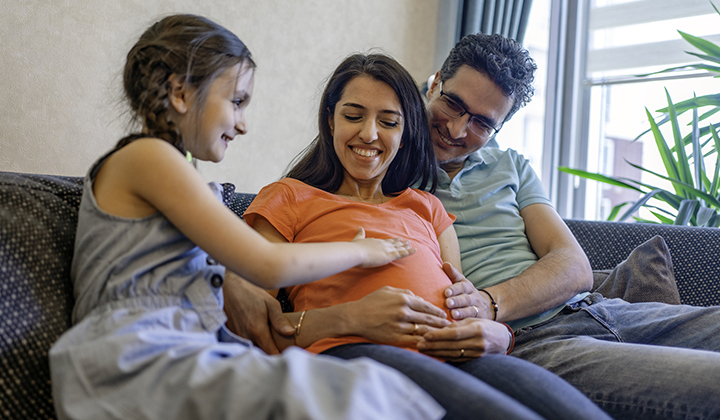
[546,0,720,220]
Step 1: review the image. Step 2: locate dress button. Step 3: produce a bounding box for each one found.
[206,256,218,265]
[210,274,224,288]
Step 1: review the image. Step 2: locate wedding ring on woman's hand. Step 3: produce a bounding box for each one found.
[472,305,479,318]
[412,322,419,335]
[460,348,465,358]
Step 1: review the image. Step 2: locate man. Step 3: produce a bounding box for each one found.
[418,33,720,420]
[225,34,720,420]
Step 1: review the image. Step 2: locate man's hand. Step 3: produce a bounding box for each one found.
[416,318,511,361]
[223,270,295,354]
[441,262,495,320]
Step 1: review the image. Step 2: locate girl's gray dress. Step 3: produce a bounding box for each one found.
[49,153,444,420]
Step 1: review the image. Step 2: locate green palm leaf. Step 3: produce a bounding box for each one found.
[666,90,694,191]
[650,211,676,224]
[618,189,669,221]
[646,107,683,195]
[625,161,720,207]
[691,103,706,192]
[676,199,699,225]
[679,30,720,58]
[656,94,720,113]
[557,167,643,191]
[710,124,720,196]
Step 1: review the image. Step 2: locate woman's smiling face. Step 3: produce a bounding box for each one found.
[330,75,404,188]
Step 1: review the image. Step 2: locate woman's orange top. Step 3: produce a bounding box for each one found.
[244,178,456,354]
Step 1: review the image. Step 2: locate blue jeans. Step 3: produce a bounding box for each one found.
[322,343,611,420]
[513,293,720,420]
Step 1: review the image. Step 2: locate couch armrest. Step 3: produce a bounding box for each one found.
[0,171,83,419]
[565,219,720,307]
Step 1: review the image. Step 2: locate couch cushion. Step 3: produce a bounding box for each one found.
[0,172,82,420]
[592,235,681,304]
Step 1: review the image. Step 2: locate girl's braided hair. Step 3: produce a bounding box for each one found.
[117,14,255,154]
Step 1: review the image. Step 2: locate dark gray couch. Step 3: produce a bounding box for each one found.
[2,171,719,419]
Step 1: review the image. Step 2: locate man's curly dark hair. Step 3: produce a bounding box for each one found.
[439,33,537,123]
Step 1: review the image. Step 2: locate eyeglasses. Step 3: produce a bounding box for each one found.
[437,83,501,139]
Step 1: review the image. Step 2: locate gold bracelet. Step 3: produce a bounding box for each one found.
[293,310,307,346]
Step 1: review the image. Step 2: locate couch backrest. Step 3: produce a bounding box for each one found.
[566,219,720,307]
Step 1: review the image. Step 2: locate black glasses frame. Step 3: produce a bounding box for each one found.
[438,83,501,139]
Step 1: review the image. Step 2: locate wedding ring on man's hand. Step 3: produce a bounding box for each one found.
[472,305,480,318]
[460,348,465,358]
[412,322,419,335]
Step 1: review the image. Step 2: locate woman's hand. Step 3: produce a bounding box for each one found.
[416,318,512,362]
[442,262,495,320]
[352,227,416,268]
[344,286,451,347]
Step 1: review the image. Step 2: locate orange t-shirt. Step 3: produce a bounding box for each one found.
[244,178,456,354]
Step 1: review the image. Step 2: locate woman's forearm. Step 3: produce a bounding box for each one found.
[273,304,358,351]
[273,287,451,351]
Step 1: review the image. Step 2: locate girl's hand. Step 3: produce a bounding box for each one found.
[344,286,450,347]
[352,227,416,268]
[416,318,511,362]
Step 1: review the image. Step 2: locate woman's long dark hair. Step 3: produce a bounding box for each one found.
[117,14,255,154]
[285,53,437,194]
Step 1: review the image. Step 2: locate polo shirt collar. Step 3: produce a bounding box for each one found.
[438,147,497,186]
[462,147,497,171]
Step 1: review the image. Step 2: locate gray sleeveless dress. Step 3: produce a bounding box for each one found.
[49,152,444,420]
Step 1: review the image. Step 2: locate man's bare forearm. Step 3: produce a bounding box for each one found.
[485,247,592,322]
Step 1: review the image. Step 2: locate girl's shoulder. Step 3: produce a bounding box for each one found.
[92,138,191,218]
[101,138,189,181]
[113,137,180,159]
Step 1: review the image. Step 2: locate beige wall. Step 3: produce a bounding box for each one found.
[0,0,444,193]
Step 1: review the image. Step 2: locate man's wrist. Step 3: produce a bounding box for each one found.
[477,288,498,320]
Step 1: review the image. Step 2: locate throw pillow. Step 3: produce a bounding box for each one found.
[592,235,680,304]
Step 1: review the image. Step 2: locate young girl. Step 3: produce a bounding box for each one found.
[48,15,444,420]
